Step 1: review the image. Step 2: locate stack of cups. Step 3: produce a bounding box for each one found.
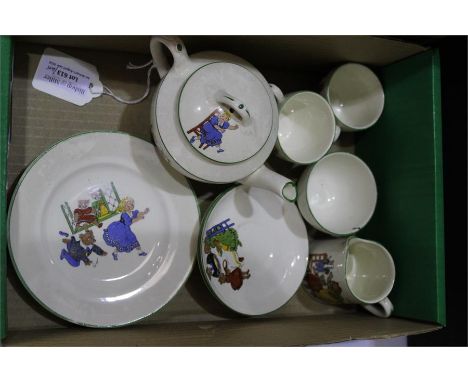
[272,63,395,318]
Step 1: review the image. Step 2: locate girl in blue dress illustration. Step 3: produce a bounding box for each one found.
[103,196,150,260]
[188,110,239,153]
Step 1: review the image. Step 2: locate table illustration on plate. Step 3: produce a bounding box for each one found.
[61,181,121,234]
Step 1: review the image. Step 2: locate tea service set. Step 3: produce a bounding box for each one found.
[8,36,395,327]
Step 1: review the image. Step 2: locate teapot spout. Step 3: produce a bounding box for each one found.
[239,165,296,202]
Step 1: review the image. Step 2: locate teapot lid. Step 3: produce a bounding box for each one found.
[178,62,274,164]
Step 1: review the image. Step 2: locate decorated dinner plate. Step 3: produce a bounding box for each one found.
[199,185,308,315]
[8,132,199,327]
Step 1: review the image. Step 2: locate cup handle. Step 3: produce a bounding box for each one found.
[150,36,189,78]
[362,297,394,318]
[239,165,296,202]
[269,83,285,104]
[333,125,342,142]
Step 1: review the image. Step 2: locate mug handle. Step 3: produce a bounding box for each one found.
[362,297,394,318]
[150,36,189,78]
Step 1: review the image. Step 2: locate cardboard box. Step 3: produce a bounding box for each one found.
[0,36,445,346]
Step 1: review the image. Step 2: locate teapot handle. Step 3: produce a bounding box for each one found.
[150,36,189,78]
[362,297,394,318]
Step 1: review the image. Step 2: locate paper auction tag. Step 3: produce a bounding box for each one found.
[32,47,103,106]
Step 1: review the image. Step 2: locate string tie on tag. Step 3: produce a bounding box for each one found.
[91,59,156,105]
[126,59,153,70]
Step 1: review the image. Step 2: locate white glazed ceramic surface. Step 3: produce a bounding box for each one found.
[324,63,384,131]
[152,50,279,184]
[277,91,335,164]
[346,238,395,304]
[199,185,308,315]
[179,62,273,164]
[8,132,199,327]
[307,237,395,317]
[297,152,377,236]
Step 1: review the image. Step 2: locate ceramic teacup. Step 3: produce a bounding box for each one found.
[306,236,395,318]
[297,152,377,236]
[321,63,384,135]
[269,84,337,164]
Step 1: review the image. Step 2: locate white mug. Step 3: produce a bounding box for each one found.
[269,84,337,164]
[321,63,384,135]
[297,151,377,236]
[306,236,395,318]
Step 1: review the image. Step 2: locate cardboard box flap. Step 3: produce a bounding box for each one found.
[356,49,446,325]
[17,36,427,69]
[4,314,441,347]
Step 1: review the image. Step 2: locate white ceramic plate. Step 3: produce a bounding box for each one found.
[8,132,199,327]
[198,185,308,315]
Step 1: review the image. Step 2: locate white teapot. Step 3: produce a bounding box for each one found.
[149,36,296,201]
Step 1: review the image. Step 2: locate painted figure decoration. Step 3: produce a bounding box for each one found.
[60,229,107,267]
[59,182,150,268]
[61,182,121,234]
[204,218,250,291]
[305,252,344,304]
[74,199,102,229]
[103,197,150,260]
[187,108,239,153]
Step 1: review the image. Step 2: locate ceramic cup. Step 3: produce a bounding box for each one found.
[270,84,337,164]
[306,236,395,318]
[297,152,377,236]
[321,63,384,135]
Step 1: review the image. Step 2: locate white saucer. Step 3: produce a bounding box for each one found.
[8,132,199,327]
[198,185,308,315]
